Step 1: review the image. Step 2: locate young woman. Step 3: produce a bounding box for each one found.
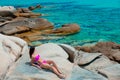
[29,46,66,79]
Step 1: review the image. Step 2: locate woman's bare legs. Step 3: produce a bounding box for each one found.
[46,60,62,74]
[40,63,65,79]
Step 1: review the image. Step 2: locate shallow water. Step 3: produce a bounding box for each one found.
[0,0,120,46]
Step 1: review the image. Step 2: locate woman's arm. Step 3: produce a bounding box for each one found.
[30,58,41,69]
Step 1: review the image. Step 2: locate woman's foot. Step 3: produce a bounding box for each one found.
[58,74,66,79]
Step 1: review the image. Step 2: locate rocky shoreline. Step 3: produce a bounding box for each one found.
[0,5,80,46]
[0,5,120,80]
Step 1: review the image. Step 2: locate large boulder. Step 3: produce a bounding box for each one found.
[0,34,28,80]
[0,11,16,18]
[46,23,80,35]
[4,43,73,80]
[35,43,69,59]
[0,6,16,12]
[0,18,54,35]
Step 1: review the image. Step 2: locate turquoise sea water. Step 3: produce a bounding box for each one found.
[0,0,120,46]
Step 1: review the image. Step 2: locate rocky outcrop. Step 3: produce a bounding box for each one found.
[0,18,80,46]
[60,44,120,80]
[0,5,41,19]
[4,43,72,80]
[1,41,120,80]
[0,18,54,35]
[14,5,42,18]
[0,5,80,46]
[16,5,42,13]
[4,43,109,80]
[50,24,80,35]
[76,42,120,63]
[0,34,28,80]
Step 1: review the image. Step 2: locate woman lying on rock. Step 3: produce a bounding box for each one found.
[29,46,66,79]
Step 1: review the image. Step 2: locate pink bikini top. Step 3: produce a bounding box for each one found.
[35,54,40,62]
[34,54,47,64]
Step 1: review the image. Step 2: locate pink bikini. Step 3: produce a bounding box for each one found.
[34,54,47,65]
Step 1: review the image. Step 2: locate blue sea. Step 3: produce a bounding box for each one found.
[0,0,120,46]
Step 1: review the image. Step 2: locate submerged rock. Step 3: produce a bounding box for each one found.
[28,4,42,10]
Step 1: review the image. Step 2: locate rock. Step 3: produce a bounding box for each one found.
[58,44,76,62]
[14,12,41,18]
[0,21,14,27]
[0,41,12,80]
[5,35,27,47]
[69,65,107,80]
[51,23,80,35]
[0,11,16,18]
[0,6,16,12]
[15,5,42,17]
[98,64,120,80]
[16,8,32,13]
[64,47,117,72]
[112,51,120,62]
[28,6,35,10]
[74,46,92,52]
[2,26,30,35]
[35,43,69,59]
[4,43,73,80]
[74,51,102,65]
[84,55,116,72]
[90,42,120,62]
[28,4,42,10]
[0,34,28,80]
[0,18,53,35]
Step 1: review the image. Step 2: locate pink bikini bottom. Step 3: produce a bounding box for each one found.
[42,60,47,64]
